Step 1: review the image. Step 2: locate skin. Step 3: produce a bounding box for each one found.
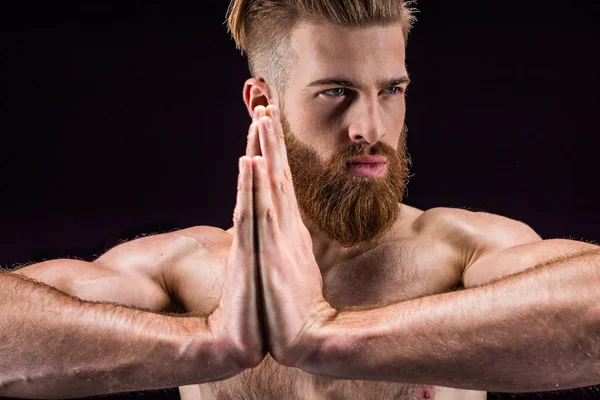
[232,19,600,395]
[1,19,599,400]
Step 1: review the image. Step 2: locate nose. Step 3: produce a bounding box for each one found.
[348,96,385,144]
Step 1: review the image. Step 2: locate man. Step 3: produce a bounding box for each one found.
[1,0,598,399]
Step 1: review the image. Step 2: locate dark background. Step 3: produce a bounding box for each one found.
[1,0,598,399]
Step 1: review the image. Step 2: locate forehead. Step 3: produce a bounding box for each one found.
[289,20,407,83]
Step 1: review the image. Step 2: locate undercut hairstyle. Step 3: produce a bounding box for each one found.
[226,0,416,96]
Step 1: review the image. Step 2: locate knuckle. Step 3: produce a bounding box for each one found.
[278,180,288,194]
[264,207,278,224]
[268,175,278,187]
[237,181,251,193]
[232,210,249,225]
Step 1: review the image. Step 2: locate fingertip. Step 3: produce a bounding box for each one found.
[253,105,266,121]
[267,104,280,121]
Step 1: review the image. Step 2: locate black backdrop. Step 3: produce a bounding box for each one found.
[1,0,598,399]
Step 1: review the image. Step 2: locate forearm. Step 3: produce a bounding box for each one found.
[299,250,600,392]
[0,273,237,399]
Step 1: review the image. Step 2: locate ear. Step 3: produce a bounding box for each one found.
[243,78,278,118]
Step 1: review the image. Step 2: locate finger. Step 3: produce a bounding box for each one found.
[252,105,267,120]
[265,105,299,207]
[258,114,301,227]
[257,116,285,185]
[231,156,255,256]
[247,106,267,157]
[246,122,261,157]
[252,156,278,244]
[257,116,301,231]
[265,105,291,173]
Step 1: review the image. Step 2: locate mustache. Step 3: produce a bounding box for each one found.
[285,137,398,163]
[326,141,400,169]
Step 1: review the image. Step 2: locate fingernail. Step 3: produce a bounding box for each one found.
[252,112,259,122]
[267,119,274,133]
[274,108,280,120]
[239,157,243,171]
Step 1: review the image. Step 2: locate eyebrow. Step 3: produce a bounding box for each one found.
[306,76,411,90]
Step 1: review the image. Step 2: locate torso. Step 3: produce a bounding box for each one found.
[178,205,487,400]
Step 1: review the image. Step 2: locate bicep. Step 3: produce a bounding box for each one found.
[94,225,230,315]
[9,226,229,314]
[11,247,174,313]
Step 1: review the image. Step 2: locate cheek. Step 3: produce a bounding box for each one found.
[386,99,406,131]
[282,113,331,163]
[293,111,337,151]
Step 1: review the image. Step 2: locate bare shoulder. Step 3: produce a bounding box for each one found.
[95,225,233,305]
[95,225,232,273]
[94,225,235,314]
[412,207,542,270]
[414,207,540,243]
[413,206,541,246]
[176,225,233,250]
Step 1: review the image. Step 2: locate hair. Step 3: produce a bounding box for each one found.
[226,0,416,96]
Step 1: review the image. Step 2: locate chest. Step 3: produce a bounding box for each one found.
[321,238,461,308]
[191,239,464,400]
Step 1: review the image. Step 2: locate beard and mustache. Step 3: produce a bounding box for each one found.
[280,112,411,248]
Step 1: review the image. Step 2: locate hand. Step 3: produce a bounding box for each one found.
[250,105,337,367]
[207,154,266,370]
[246,106,264,157]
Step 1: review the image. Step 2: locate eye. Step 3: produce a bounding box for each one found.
[323,88,347,97]
[383,86,405,95]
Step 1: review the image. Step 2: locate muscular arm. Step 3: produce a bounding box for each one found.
[0,227,236,399]
[290,211,600,392]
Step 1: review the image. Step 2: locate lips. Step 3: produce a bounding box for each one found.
[345,156,388,178]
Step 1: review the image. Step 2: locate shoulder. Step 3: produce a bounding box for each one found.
[112,225,233,315]
[95,225,232,274]
[412,207,542,270]
[414,206,540,243]
[176,225,233,250]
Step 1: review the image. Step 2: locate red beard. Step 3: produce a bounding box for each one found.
[281,114,411,247]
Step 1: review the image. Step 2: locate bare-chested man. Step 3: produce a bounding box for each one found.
[1,1,599,399]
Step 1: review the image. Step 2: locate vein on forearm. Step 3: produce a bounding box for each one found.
[308,250,600,392]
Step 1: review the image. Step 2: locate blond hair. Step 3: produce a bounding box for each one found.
[226,0,416,95]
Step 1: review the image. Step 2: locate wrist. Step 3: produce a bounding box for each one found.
[174,315,247,382]
[205,311,266,371]
[279,301,339,370]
